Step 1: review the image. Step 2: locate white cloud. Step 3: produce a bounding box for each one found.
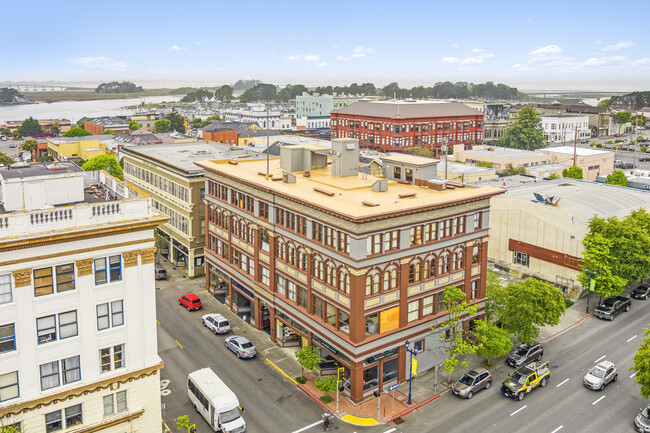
[288,54,321,61]
[602,41,634,51]
[451,43,459,48]
[477,53,495,59]
[169,45,185,51]
[442,56,461,63]
[336,55,347,61]
[315,62,328,67]
[461,56,484,65]
[68,56,127,71]
[528,45,563,56]
[595,40,602,45]
[196,42,203,45]
[332,44,339,49]
[581,56,627,66]
[634,58,650,65]
[336,46,374,61]
[471,48,484,53]
[513,63,534,71]
[147,70,166,74]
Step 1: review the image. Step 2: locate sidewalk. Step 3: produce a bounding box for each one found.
[155,258,593,427]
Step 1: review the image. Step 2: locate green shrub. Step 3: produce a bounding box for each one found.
[319,395,333,404]
[606,140,614,144]
[615,139,625,143]
[596,143,603,148]
[295,376,306,384]
[564,298,574,308]
[188,273,205,280]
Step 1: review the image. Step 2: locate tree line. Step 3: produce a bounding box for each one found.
[95,81,143,94]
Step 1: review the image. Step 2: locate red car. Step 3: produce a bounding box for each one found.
[179,294,202,311]
[614,134,622,137]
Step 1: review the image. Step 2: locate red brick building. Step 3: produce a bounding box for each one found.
[331,100,484,157]
[197,139,502,403]
[83,116,130,135]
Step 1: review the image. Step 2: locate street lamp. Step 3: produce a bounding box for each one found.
[585,267,598,314]
[440,138,449,180]
[405,340,417,405]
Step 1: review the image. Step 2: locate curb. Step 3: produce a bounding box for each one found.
[265,358,298,385]
[540,312,590,342]
[385,391,444,423]
[296,383,381,427]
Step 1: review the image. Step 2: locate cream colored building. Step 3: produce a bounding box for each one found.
[537,147,614,181]
[453,145,551,171]
[488,178,650,291]
[437,160,497,183]
[0,163,167,432]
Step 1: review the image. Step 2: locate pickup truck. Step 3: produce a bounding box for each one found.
[594,295,631,320]
[501,361,550,401]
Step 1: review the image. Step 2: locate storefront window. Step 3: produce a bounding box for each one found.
[297,287,307,308]
[365,314,379,336]
[382,358,398,383]
[363,365,379,391]
[314,297,323,319]
[277,276,286,296]
[339,311,349,334]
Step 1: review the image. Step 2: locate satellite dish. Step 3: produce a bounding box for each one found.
[533,193,545,202]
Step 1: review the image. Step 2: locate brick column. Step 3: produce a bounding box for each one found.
[348,268,366,344]
[398,257,410,328]
[348,359,365,404]
[479,237,489,298]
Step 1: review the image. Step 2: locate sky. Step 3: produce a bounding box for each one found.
[2,0,649,91]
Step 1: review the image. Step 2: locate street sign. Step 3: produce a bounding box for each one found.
[388,383,400,392]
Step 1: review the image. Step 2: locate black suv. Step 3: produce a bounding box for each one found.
[507,343,543,367]
[632,284,650,300]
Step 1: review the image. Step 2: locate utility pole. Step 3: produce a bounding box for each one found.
[573,125,578,167]
[266,94,270,176]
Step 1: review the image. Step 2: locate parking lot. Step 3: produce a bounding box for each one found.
[571,130,650,171]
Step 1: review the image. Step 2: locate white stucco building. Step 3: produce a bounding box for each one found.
[223,104,291,129]
[540,114,591,143]
[0,162,167,432]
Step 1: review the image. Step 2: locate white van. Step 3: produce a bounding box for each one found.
[188,368,245,432]
[202,313,231,334]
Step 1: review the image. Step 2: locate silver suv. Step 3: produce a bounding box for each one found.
[583,360,617,391]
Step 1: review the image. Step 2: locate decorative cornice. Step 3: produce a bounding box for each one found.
[400,257,411,265]
[122,250,140,268]
[12,268,31,288]
[0,363,163,420]
[140,247,156,265]
[349,268,367,276]
[76,258,94,277]
[267,231,277,238]
[74,410,145,433]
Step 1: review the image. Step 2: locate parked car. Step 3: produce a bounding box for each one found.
[632,284,650,300]
[580,139,590,144]
[635,404,650,432]
[501,361,550,401]
[615,134,623,137]
[507,342,543,367]
[202,313,231,334]
[179,294,202,311]
[154,265,167,280]
[594,295,631,320]
[224,335,257,359]
[451,367,492,399]
[583,360,617,391]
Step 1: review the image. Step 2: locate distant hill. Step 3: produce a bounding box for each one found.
[609,91,650,110]
[233,79,261,92]
[95,81,143,94]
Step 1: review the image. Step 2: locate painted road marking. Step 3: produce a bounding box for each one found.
[383,429,397,433]
[551,426,564,433]
[175,340,183,349]
[595,355,606,363]
[156,320,160,325]
[556,379,569,388]
[631,372,637,378]
[510,405,527,416]
[592,396,605,405]
[627,335,638,343]
[276,357,288,362]
[290,420,323,433]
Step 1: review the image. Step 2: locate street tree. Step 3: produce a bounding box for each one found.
[126,121,140,132]
[314,374,338,402]
[50,121,61,134]
[101,129,116,135]
[491,278,566,344]
[606,170,628,186]
[214,85,234,101]
[613,111,632,133]
[484,270,503,321]
[154,229,169,263]
[81,155,124,180]
[472,320,513,365]
[295,346,325,381]
[18,116,43,137]
[276,84,309,102]
[501,163,526,175]
[578,232,626,297]
[0,152,15,166]
[632,115,646,127]
[174,415,190,432]
[434,285,479,383]
[598,99,610,107]
[562,166,583,179]
[498,106,546,151]
[165,109,186,133]
[404,147,435,158]
[632,327,650,399]
[62,126,91,137]
[20,138,38,153]
[0,425,20,433]
[154,119,172,132]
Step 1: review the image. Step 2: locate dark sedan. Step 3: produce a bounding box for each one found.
[632,284,650,300]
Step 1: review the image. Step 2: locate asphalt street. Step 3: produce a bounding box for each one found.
[393,294,649,433]
[156,292,327,433]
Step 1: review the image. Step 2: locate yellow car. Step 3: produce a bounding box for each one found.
[501,361,550,401]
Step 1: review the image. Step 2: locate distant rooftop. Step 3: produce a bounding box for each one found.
[540,146,611,157]
[86,116,129,127]
[438,161,495,175]
[461,145,543,159]
[0,161,83,180]
[333,100,481,119]
[381,153,440,166]
[122,141,267,175]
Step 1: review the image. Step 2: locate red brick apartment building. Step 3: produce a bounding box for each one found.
[331,100,484,157]
[196,139,502,403]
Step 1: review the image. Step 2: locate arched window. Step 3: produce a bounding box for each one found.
[366,275,372,296]
[339,269,350,294]
[297,249,307,271]
[383,270,390,291]
[438,252,450,275]
[372,272,380,293]
[366,270,380,295]
[314,257,323,280]
[408,261,421,284]
[288,244,296,266]
[426,255,436,278]
[326,262,336,286]
[453,249,463,270]
[277,239,286,261]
